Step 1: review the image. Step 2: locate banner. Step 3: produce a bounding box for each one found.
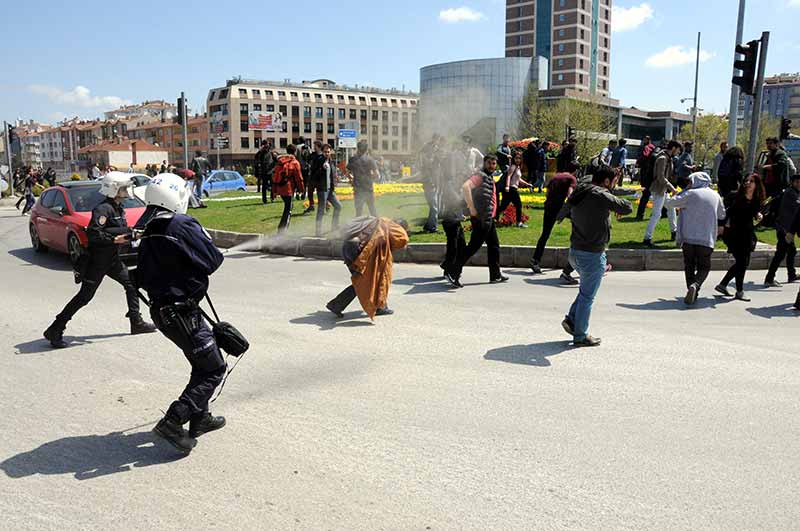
[248,112,283,132]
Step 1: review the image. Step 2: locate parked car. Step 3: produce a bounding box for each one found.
[29,181,146,265]
[202,170,246,197]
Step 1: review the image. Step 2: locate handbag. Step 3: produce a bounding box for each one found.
[200,294,249,357]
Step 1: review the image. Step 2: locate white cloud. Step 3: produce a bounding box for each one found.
[28,85,132,109]
[645,46,715,68]
[612,3,654,32]
[439,7,485,23]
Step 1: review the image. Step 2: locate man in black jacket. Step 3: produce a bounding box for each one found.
[445,154,508,287]
[765,174,800,286]
[43,173,156,348]
[558,166,632,347]
[254,140,276,204]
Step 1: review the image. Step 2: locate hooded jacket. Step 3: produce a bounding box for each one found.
[665,172,726,249]
[272,154,304,197]
[558,181,632,253]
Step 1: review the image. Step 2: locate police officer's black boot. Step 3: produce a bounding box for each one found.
[189,412,226,438]
[43,317,68,349]
[128,313,157,335]
[153,402,197,454]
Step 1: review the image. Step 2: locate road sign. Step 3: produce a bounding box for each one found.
[338,129,358,149]
[338,129,357,139]
[783,138,800,153]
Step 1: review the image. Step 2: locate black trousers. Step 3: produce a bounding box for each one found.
[533,208,559,263]
[441,218,466,272]
[766,230,797,282]
[151,303,226,424]
[306,182,316,208]
[720,249,751,292]
[327,285,357,315]
[278,195,292,230]
[57,253,140,323]
[496,188,523,222]
[636,188,651,219]
[682,243,713,289]
[449,218,500,280]
[261,176,271,204]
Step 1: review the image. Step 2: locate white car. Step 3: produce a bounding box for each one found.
[129,173,151,202]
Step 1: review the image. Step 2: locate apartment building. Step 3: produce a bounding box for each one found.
[738,73,800,131]
[128,115,210,167]
[505,0,611,97]
[206,78,418,167]
[104,100,177,121]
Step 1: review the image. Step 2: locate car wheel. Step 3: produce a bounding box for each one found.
[30,224,48,253]
[67,233,83,266]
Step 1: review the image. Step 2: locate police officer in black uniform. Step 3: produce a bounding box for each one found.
[136,173,227,454]
[44,172,156,349]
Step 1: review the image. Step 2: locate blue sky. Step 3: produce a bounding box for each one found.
[1,0,799,125]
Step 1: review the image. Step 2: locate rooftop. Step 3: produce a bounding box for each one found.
[78,138,165,154]
[219,77,418,97]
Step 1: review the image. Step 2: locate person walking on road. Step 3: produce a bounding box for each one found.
[665,172,726,305]
[272,144,305,232]
[643,141,680,247]
[764,173,800,286]
[635,136,656,220]
[531,162,578,279]
[314,144,343,237]
[43,173,156,348]
[558,166,632,347]
[445,154,509,288]
[715,173,767,301]
[347,140,379,218]
[326,217,409,319]
[496,150,531,227]
[136,173,227,454]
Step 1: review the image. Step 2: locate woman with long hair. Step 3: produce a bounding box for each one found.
[715,173,766,301]
[495,150,531,227]
[717,146,745,197]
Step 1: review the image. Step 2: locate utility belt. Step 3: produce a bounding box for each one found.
[155,296,249,358]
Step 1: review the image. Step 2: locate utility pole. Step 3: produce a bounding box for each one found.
[180,92,189,169]
[727,0,747,147]
[746,32,769,174]
[691,32,701,144]
[3,121,14,196]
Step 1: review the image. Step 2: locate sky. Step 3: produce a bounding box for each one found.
[1,0,799,125]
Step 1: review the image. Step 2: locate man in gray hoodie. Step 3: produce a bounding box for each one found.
[666,172,727,305]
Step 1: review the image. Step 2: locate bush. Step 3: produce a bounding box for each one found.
[70,173,82,181]
[244,174,257,186]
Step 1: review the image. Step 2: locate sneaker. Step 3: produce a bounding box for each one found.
[734,291,751,302]
[560,272,579,285]
[153,416,197,454]
[715,285,733,297]
[43,322,68,349]
[530,260,542,275]
[684,283,699,305]
[788,275,798,284]
[444,272,463,288]
[561,317,574,336]
[325,302,343,318]
[303,206,315,214]
[130,316,157,335]
[375,307,395,316]
[189,413,226,438]
[489,275,509,284]
[517,223,528,228]
[573,335,602,348]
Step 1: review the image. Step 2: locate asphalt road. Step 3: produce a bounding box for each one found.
[1,206,799,530]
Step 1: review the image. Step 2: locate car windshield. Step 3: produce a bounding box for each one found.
[67,185,145,212]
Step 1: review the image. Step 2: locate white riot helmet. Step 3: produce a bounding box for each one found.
[99,171,134,198]
[145,173,190,214]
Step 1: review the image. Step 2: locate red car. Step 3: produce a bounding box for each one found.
[29,181,146,265]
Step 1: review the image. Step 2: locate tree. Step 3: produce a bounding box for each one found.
[739,113,781,165]
[516,87,616,165]
[677,114,728,167]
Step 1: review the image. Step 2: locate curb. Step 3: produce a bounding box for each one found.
[207,229,790,272]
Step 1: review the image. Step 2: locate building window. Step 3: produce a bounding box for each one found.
[240,103,248,113]
[240,121,248,132]
[302,92,310,98]
[327,124,335,134]
[209,90,216,100]
[372,110,379,120]
[315,107,323,118]
[316,123,323,133]
[382,111,389,121]
[557,74,564,81]
[290,92,298,98]
[392,126,399,136]
[558,14,565,22]
[338,109,346,119]
[338,95,345,102]
[277,91,285,97]
[303,106,311,118]
[327,108,334,119]
[238,88,247,97]
[315,93,322,100]
[252,89,260,97]
[326,94,334,101]
[580,29,585,39]
[279,105,287,114]
[253,104,262,111]
[219,89,228,98]
[280,137,287,148]
[267,104,275,112]
[349,109,357,119]
[392,140,399,151]
[382,140,389,151]
[304,123,312,133]
[241,137,249,149]
[559,0,565,6]
[559,29,565,37]
[382,123,389,135]
[558,44,565,53]
[579,74,584,84]
[266,90,273,96]
[558,59,564,67]
[360,110,367,120]
[292,106,299,117]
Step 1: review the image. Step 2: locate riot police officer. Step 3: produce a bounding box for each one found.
[44,172,156,348]
[136,173,227,454]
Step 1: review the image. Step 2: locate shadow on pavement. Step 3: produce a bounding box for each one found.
[393,276,455,295]
[7,247,73,272]
[617,296,733,312]
[290,310,374,331]
[746,303,799,319]
[484,341,574,367]
[0,430,187,481]
[524,277,577,288]
[15,333,130,355]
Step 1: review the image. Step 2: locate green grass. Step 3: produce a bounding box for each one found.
[193,191,778,249]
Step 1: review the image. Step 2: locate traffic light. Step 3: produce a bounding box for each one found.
[780,118,792,140]
[732,39,760,96]
[177,96,185,123]
[7,124,17,144]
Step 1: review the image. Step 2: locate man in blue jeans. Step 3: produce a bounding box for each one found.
[558,166,632,346]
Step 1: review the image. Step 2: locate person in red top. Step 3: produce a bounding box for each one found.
[272,144,305,231]
[530,162,578,281]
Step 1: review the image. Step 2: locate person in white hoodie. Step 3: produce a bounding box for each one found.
[666,172,726,305]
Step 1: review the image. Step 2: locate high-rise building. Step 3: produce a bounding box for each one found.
[737,73,800,131]
[505,0,611,97]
